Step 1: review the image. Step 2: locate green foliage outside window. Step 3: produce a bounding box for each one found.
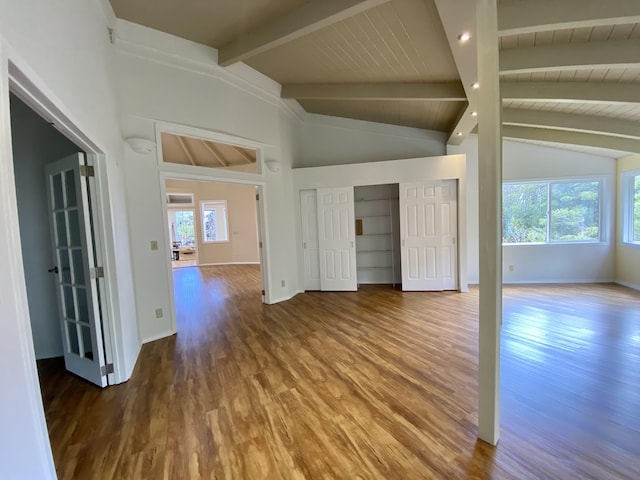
[634,175,640,242]
[502,180,601,244]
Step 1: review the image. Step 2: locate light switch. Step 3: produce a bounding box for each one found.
[150,240,158,251]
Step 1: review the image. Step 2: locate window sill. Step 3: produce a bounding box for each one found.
[502,242,608,247]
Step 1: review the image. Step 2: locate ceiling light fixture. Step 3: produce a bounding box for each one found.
[456,132,463,136]
[471,111,478,117]
[458,32,471,43]
[472,82,480,89]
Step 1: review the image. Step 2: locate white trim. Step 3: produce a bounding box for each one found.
[503,278,615,284]
[616,280,640,291]
[269,290,304,304]
[141,331,177,345]
[8,64,124,383]
[0,39,56,480]
[621,169,640,245]
[157,120,273,327]
[114,20,305,123]
[198,262,261,266]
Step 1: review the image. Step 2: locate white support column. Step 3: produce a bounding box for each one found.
[476,0,502,445]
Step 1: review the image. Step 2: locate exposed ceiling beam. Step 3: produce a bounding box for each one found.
[232,146,255,165]
[433,0,478,144]
[502,81,640,104]
[503,108,640,139]
[502,125,640,154]
[176,136,197,166]
[281,82,466,101]
[201,140,227,167]
[498,0,640,36]
[500,39,640,74]
[218,0,391,67]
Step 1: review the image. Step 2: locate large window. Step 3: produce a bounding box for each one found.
[503,179,601,244]
[201,200,229,243]
[622,171,640,245]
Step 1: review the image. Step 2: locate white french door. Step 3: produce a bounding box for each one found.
[300,190,321,290]
[316,187,357,291]
[45,153,109,387]
[400,180,458,291]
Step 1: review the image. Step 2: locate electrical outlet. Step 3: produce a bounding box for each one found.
[509,265,514,272]
[155,308,163,318]
[281,280,286,287]
[150,240,158,251]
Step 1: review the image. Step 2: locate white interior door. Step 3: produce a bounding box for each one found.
[45,153,108,387]
[400,181,458,291]
[300,189,321,290]
[317,187,357,291]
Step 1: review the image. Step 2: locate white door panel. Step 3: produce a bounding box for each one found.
[400,181,458,291]
[45,153,107,387]
[317,187,357,291]
[300,190,321,291]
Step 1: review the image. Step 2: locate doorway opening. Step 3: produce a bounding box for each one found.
[9,91,113,388]
[156,125,270,334]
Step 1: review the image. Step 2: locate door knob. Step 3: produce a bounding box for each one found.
[48,266,59,274]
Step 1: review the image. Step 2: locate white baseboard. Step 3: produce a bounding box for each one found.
[142,330,176,344]
[198,262,260,266]
[615,280,640,291]
[268,290,303,304]
[503,278,614,285]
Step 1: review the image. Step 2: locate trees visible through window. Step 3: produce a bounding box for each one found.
[503,180,601,244]
[168,210,195,247]
[201,200,229,243]
[623,171,640,244]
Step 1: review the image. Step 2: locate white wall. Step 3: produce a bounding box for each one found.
[115,21,303,342]
[450,135,617,284]
[617,154,640,289]
[0,0,139,477]
[300,113,447,168]
[11,93,79,360]
[292,154,468,292]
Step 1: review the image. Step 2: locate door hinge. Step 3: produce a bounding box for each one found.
[261,290,265,296]
[101,363,114,376]
[256,193,260,201]
[90,267,104,279]
[80,165,95,177]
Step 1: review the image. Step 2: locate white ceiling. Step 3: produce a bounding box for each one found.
[109,0,640,158]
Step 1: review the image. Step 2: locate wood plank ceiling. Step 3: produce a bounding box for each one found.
[110,0,640,156]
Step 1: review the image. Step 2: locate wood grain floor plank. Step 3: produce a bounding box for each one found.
[37,266,640,479]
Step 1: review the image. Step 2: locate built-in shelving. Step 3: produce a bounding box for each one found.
[354,184,401,285]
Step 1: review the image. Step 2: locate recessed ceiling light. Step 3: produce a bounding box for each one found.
[472,82,480,89]
[458,32,472,43]
[471,111,478,117]
[456,132,463,136]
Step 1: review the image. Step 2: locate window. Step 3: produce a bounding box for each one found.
[503,179,601,244]
[622,171,640,245]
[168,210,195,247]
[201,200,229,243]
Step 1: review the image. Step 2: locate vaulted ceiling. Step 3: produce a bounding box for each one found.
[110,0,640,157]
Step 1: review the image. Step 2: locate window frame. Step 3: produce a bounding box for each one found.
[502,177,604,245]
[200,200,229,244]
[622,169,640,247]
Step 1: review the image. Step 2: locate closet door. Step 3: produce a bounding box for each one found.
[300,190,321,291]
[400,181,457,291]
[317,187,357,291]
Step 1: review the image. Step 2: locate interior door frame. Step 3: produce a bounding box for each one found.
[6,61,120,381]
[0,45,123,477]
[155,122,272,335]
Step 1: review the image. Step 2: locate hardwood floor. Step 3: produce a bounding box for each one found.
[38,266,640,479]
